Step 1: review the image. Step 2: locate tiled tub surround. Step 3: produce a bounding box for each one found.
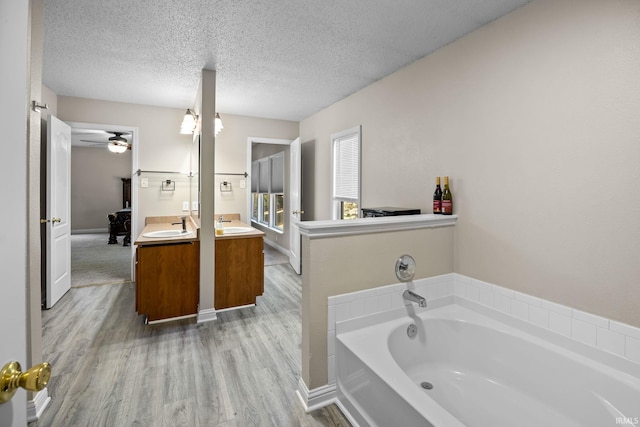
[326,273,640,389]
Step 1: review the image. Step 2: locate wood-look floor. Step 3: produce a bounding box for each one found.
[32,263,350,427]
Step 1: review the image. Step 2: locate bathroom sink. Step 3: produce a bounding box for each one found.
[223,227,254,234]
[142,230,193,238]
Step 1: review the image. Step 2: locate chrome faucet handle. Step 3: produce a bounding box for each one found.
[395,255,416,281]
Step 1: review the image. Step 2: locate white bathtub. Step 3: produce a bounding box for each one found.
[336,300,640,427]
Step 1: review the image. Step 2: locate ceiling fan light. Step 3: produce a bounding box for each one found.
[108,142,128,154]
[108,135,127,144]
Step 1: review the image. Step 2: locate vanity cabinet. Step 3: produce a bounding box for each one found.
[136,241,199,322]
[215,235,264,310]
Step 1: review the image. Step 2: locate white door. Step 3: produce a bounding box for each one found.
[289,137,302,274]
[45,115,72,308]
[0,0,29,423]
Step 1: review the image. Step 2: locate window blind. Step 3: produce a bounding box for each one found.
[270,153,284,194]
[258,158,270,193]
[251,160,259,192]
[333,132,359,201]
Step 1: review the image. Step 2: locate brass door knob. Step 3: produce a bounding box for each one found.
[52,218,62,223]
[0,361,51,404]
[40,219,49,224]
[292,210,305,215]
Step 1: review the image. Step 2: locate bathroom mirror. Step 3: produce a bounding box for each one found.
[395,254,416,282]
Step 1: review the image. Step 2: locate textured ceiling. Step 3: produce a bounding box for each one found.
[43,0,530,121]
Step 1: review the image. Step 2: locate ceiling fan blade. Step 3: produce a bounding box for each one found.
[72,129,107,135]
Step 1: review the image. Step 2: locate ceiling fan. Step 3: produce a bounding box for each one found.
[79,131,132,153]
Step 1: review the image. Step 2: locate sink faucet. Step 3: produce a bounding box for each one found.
[171,216,187,233]
[218,216,232,223]
[403,290,427,307]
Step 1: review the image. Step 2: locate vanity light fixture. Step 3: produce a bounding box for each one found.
[215,112,224,136]
[180,109,198,134]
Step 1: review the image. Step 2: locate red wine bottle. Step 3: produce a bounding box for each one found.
[442,176,453,215]
[433,177,442,214]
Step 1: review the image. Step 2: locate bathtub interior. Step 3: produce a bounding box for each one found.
[337,302,640,427]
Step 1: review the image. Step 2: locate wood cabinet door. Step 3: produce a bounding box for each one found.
[215,237,264,310]
[137,241,199,321]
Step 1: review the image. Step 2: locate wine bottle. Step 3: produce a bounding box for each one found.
[442,176,453,215]
[433,177,442,214]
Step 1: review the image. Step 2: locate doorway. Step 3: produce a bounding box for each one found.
[246,137,293,268]
[64,122,137,289]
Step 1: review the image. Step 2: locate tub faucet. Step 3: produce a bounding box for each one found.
[172,216,187,233]
[403,290,427,308]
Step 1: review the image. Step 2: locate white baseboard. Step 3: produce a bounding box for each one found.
[197,308,217,323]
[71,228,109,234]
[296,377,336,412]
[215,303,256,314]
[264,238,289,257]
[27,388,51,422]
[147,314,196,325]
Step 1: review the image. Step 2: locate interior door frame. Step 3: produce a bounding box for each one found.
[245,137,293,224]
[66,122,139,277]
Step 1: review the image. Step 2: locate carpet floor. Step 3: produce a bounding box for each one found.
[71,233,132,287]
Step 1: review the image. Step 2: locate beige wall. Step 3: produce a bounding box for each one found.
[57,96,194,235]
[302,226,455,389]
[70,147,132,231]
[300,0,640,328]
[41,84,57,116]
[214,114,298,224]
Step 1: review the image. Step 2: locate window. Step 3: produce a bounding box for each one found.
[262,193,270,225]
[251,152,285,231]
[258,158,270,226]
[270,152,285,231]
[274,194,284,230]
[332,126,361,220]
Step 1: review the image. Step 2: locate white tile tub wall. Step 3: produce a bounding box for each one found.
[327,273,455,384]
[327,273,640,385]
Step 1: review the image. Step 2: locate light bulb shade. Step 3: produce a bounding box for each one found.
[214,113,224,136]
[180,109,197,134]
[108,142,128,154]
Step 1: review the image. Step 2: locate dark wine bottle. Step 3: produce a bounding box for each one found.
[442,176,452,215]
[433,177,442,214]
